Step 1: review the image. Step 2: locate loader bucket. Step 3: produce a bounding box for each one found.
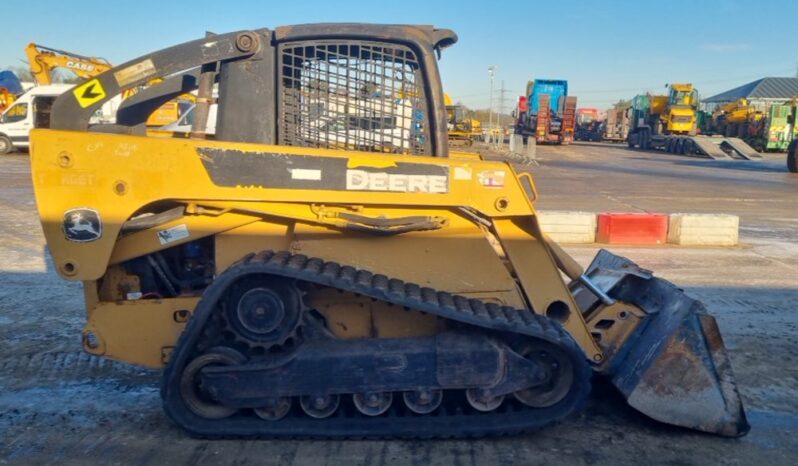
[582,250,749,437]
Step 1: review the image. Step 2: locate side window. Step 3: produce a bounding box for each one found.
[33,96,56,129]
[2,103,28,124]
[278,40,430,155]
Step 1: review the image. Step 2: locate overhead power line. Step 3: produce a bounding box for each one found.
[450,67,796,102]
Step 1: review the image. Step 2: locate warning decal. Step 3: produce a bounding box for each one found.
[72,79,106,108]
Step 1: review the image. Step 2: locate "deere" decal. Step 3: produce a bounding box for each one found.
[345,170,448,193]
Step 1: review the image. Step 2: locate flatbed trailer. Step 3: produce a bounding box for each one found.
[627,132,762,160]
[626,87,762,161]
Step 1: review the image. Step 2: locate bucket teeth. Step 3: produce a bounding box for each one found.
[585,250,750,437]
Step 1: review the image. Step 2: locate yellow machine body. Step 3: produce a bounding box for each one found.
[647,83,698,135]
[32,130,605,367]
[444,93,481,144]
[28,24,748,438]
[718,98,764,125]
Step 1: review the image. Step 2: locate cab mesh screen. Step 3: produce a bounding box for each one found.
[279,41,429,155]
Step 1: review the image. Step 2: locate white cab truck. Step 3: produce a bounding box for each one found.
[0,84,72,154]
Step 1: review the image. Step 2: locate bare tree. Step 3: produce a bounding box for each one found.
[4,65,83,84]
[8,66,33,82]
[613,99,632,110]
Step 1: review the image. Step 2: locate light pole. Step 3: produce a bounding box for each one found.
[488,65,496,141]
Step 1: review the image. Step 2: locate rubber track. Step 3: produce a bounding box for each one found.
[161,250,592,439]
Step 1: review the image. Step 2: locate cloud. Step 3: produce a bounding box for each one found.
[700,43,752,53]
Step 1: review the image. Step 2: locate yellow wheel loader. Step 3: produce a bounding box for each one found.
[30,24,748,438]
[444,93,480,146]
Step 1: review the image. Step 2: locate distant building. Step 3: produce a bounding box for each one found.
[703,77,798,111]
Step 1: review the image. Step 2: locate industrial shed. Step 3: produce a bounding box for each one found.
[703,77,798,110]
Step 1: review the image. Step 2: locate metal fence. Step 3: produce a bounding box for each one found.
[278,40,430,155]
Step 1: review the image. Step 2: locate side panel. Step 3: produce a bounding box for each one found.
[83,297,199,367]
[289,217,526,307]
[30,131,533,281]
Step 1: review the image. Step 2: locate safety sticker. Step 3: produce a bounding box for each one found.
[157,224,190,245]
[72,79,106,108]
[113,59,156,87]
[478,170,506,188]
[290,168,322,181]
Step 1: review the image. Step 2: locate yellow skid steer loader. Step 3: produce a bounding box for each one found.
[30,24,748,438]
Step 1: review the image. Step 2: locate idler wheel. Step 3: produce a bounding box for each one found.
[180,346,246,419]
[512,341,574,408]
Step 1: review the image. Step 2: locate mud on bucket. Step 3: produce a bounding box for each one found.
[585,250,750,437]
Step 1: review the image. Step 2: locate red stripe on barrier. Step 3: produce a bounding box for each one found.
[596,213,668,245]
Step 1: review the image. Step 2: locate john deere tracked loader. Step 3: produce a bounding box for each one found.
[30,24,748,438]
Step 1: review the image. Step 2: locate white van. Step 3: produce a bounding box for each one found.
[0,84,123,154]
[0,84,73,154]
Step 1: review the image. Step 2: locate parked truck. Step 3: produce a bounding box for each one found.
[758,103,798,152]
[703,99,798,152]
[627,83,761,160]
[574,108,602,141]
[603,106,630,142]
[514,79,576,144]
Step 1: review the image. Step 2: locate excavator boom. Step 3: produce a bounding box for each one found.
[25,43,112,85]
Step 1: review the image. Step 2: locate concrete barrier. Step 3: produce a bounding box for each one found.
[596,212,669,245]
[538,211,597,244]
[667,213,739,246]
[538,211,740,246]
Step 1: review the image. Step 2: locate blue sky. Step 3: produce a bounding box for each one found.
[2,0,795,109]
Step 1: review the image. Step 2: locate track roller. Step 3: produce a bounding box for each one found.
[300,394,340,419]
[466,388,504,412]
[353,392,393,416]
[403,389,443,414]
[254,397,292,421]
